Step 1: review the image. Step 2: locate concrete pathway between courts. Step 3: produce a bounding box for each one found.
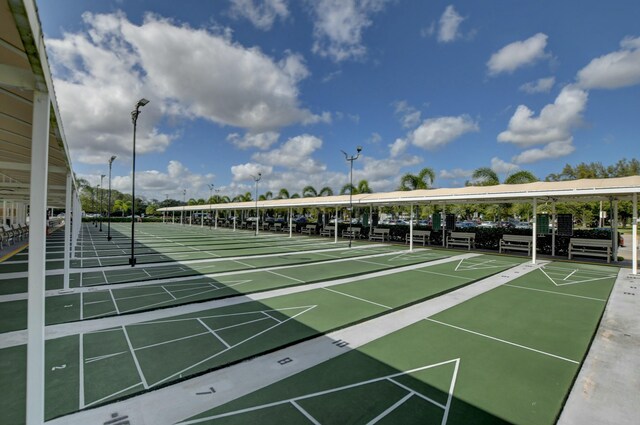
[1,252,478,349]
[557,267,640,425]
[47,260,546,425]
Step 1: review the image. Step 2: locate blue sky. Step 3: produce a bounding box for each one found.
[36,0,640,201]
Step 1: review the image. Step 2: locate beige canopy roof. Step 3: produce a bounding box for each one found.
[0,0,74,206]
[159,175,640,213]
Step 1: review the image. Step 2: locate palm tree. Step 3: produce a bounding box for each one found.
[114,199,131,216]
[319,186,334,196]
[258,191,274,201]
[303,185,318,197]
[399,167,436,190]
[504,170,539,184]
[276,188,290,199]
[469,167,538,186]
[340,183,355,195]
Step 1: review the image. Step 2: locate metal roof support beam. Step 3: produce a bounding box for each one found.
[26,89,50,425]
[632,193,637,275]
[532,198,537,265]
[334,206,338,243]
[409,204,414,252]
[0,160,67,174]
[63,172,71,289]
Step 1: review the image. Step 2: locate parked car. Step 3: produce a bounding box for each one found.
[478,221,497,228]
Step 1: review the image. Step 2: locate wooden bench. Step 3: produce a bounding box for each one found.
[406,230,431,246]
[320,227,335,237]
[568,238,612,263]
[499,234,533,255]
[342,227,361,239]
[0,226,13,249]
[279,223,291,233]
[369,227,390,242]
[272,223,282,232]
[301,224,317,235]
[446,232,476,250]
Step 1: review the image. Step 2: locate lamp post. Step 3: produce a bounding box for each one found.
[341,146,362,248]
[94,184,99,227]
[182,189,186,225]
[129,98,149,267]
[99,174,105,231]
[252,173,262,236]
[107,156,116,241]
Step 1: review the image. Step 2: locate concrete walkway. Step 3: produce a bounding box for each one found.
[557,267,640,425]
[47,259,545,425]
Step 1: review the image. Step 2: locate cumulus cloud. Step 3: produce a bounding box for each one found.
[227,131,280,150]
[310,0,390,62]
[229,0,289,30]
[230,162,273,182]
[407,115,479,150]
[498,85,587,147]
[438,5,465,43]
[46,12,322,166]
[393,100,422,129]
[389,138,408,157]
[511,140,575,164]
[490,157,518,174]
[252,134,326,172]
[519,76,555,94]
[487,33,549,75]
[577,36,640,89]
[439,168,473,179]
[109,160,214,195]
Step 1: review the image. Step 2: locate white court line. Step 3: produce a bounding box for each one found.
[266,270,305,283]
[503,284,606,302]
[83,382,144,409]
[234,260,256,269]
[136,331,210,351]
[425,318,579,364]
[368,392,414,424]
[441,357,460,425]
[109,290,121,315]
[564,269,579,281]
[84,351,128,364]
[290,400,321,425]
[197,318,231,349]
[121,326,149,388]
[261,311,281,323]
[323,287,391,310]
[388,378,445,409]
[162,286,177,300]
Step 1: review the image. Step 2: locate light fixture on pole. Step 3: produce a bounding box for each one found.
[252,173,262,237]
[129,98,149,267]
[107,156,116,241]
[99,174,105,231]
[341,146,362,248]
[182,189,186,225]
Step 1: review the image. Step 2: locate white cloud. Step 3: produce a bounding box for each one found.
[512,140,575,164]
[490,157,518,174]
[229,0,289,31]
[109,160,215,198]
[389,138,408,157]
[498,85,587,147]
[46,12,322,166]
[393,100,422,129]
[519,76,555,94]
[408,115,479,150]
[369,132,382,144]
[230,162,273,182]
[438,5,464,43]
[227,131,280,150]
[577,36,640,89]
[252,134,326,172]
[310,0,390,62]
[487,33,549,75]
[439,168,473,179]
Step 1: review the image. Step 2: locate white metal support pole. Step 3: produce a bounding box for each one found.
[201,210,204,227]
[613,199,619,262]
[215,210,218,229]
[632,193,637,275]
[442,203,446,247]
[334,206,338,243]
[63,173,72,289]
[26,90,50,425]
[181,208,184,225]
[289,208,293,238]
[409,204,414,252]
[172,211,175,223]
[2,200,5,225]
[551,201,556,257]
[233,210,237,231]
[532,198,537,265]
[72,190,79,257]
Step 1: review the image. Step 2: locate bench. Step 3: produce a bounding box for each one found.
[568,238,612,263]
[342,227,361,239]
[11,224,26,241]
[301,224,317,235]
[369,227,390,242]
[406,230,431,246]
[272,223,282,232]
[499,234,533,255]
[279,223,291,233]
[446,232,476,250]
[320,227,335,237]
[0,227,13,249]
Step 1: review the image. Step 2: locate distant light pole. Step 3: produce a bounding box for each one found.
[182,189,186,225]
[99,174,105,231]
[252,173,262,236]
[107,156,116,241]
[93,184,99,227]
[341,146,362,248]
[207,183,216,229]
[129,97,149,267]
